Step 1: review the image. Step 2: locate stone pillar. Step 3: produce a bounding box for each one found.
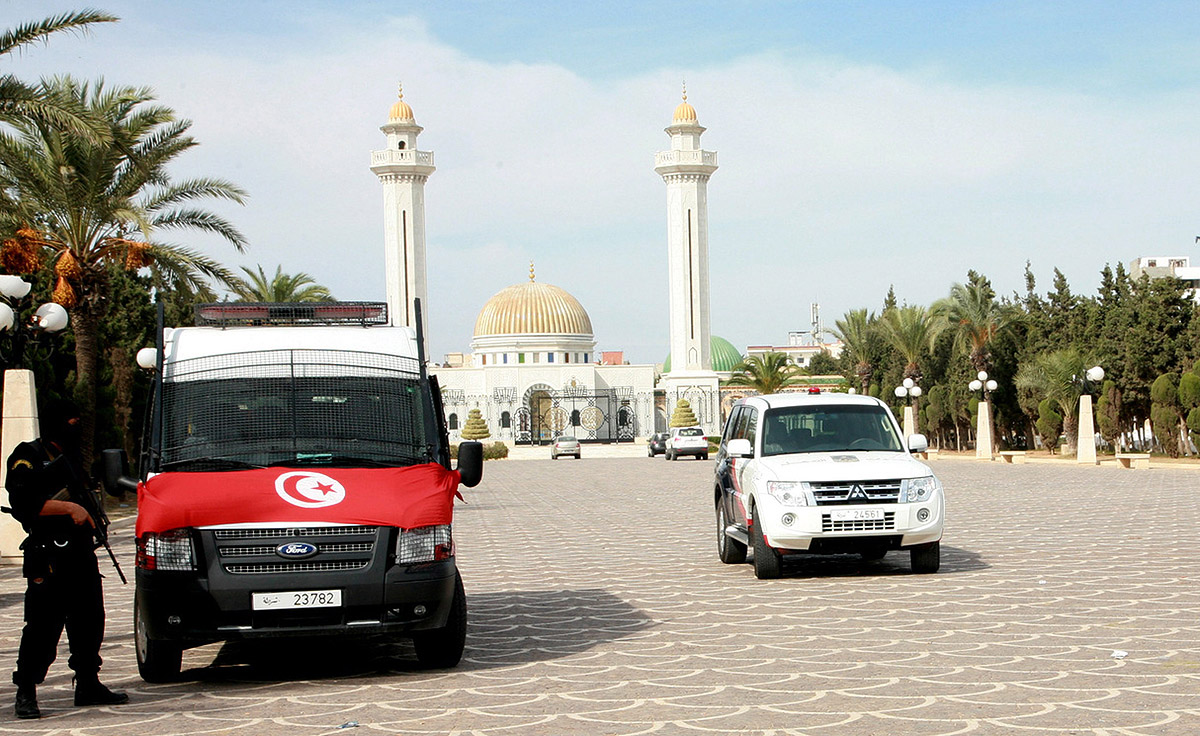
[1077,394,1099,465]
[0,369,38,564]
[902,405,915,438]
[976,401,994,460]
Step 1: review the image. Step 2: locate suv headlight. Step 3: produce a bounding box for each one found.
[765,481,810,507]
[900,476,941,503]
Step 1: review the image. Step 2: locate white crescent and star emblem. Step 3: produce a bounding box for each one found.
[274,471,346,509]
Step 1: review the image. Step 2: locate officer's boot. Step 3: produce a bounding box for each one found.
[14,682,39,719]
[73,674,129,707]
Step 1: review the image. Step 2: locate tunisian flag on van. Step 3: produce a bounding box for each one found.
[136,463,462,536]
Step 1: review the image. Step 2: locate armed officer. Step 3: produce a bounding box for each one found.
[5,398,128,719]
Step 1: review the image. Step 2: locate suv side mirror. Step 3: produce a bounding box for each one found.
[907,434,929,454]
[456,441,483,487]
[727,438,754,458]
[101,449,139,497]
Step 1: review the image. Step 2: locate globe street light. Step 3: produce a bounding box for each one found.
[1077,365,1104,465]
[894,378,923,437]
[0,277,70,365]
[969,370,997,460]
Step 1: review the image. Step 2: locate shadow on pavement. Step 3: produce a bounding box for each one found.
[766,543,988,578]
[185,588,647,682]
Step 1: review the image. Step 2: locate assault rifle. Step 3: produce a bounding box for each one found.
[44,453,128,584]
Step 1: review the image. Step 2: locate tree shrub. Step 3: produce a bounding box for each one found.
[461,408,491,440]
[1035,398,1062,453]
[670,399,699,427]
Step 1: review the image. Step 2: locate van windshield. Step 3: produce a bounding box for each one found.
[159,349,430,471]
[761,404,903,456]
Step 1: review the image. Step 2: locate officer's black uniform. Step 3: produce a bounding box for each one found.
[5,400,127,719]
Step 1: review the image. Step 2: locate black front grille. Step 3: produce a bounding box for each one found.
[810,480,901,505]
[209,526,379,575]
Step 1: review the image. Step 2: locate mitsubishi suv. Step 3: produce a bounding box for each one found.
[713,392,944,579]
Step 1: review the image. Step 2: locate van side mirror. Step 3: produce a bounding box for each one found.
[101,449,139,497]
[727,438,754,458]
[907,434,929,454]
[456,441,483,488]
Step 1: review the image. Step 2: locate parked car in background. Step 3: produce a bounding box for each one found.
[666,426,708,461]
[647,432,669,457]
[713,392,943,579]
[551,436,581,459]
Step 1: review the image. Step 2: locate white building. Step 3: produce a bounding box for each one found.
[746,331,844,369]
[1129,256,1200,302]
[431,266,656,444]
[374,88,733,443]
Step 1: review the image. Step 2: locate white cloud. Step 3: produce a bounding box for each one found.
[8,9,1199,361]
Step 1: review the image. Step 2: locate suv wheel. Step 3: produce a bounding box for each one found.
[910,541,940,574]
[751,507,782,579]
[716,502,747,564]
[413,571,467,668]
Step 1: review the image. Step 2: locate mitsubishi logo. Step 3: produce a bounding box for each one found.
[849,485,868,501]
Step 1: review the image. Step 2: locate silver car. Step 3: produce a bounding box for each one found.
[551,436,581,459]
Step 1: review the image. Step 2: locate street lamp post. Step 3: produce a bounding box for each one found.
[1076,365,1104,465]
[893,377,923,437]
[968,370,998,460]
[0,276,70,564]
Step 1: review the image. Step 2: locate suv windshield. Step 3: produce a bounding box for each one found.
[160,349,431,470]
[761,404,903,456]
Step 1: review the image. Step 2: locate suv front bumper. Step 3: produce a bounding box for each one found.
[758,497,944,551]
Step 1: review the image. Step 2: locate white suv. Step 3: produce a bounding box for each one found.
[713,392,944,579]
[666,426,709,461]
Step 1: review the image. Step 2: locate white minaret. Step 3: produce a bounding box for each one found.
[370,83,435,335]
[654,86,721,432]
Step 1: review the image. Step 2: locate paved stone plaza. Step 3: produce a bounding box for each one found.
[0,456,1197,734]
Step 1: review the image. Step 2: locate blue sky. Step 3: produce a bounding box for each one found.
[6,1,1200,362]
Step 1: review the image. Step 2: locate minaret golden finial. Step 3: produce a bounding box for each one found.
[682,81,687,102]
[529,260,535,282]
[397,81,404,100]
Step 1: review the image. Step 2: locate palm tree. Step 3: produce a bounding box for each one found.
[831,308,878,394]
[1,10,118,139]
[0,77,247,464]
[880,304,939,382]
[727,351,801,395]
[932,280,1016,373]
[231,265,334,303]
[1015,348,1092,453]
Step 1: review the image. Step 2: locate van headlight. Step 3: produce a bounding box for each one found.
[765,481,810,507]
[900,476,940,503]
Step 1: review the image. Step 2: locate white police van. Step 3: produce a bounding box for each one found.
[105,302,482,680]
[713,391,944,579]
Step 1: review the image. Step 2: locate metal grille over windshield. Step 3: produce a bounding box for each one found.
[161,349,427,470]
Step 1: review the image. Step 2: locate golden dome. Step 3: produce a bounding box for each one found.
[672,83,697,123]
[389,83,415,122]
[474,267,593,337]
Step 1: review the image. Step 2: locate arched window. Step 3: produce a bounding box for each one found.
[448,413,459,430]
[501,411,512,429]
[398,140,406,150]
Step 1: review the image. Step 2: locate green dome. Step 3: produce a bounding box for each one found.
[663,336,742,373]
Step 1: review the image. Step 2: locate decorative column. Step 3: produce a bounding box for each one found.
[370,83,435,337]
[0,370,37,563]
[1077,394,1098,465]
[655,86,721,434]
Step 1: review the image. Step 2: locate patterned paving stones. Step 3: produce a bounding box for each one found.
[1,456,1198,734]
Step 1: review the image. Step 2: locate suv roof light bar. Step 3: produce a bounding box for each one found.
[195,302,389,328]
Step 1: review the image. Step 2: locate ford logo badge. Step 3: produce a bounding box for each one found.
[276,542,318,560]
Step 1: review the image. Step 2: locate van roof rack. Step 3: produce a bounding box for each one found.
[195,302,389,327]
